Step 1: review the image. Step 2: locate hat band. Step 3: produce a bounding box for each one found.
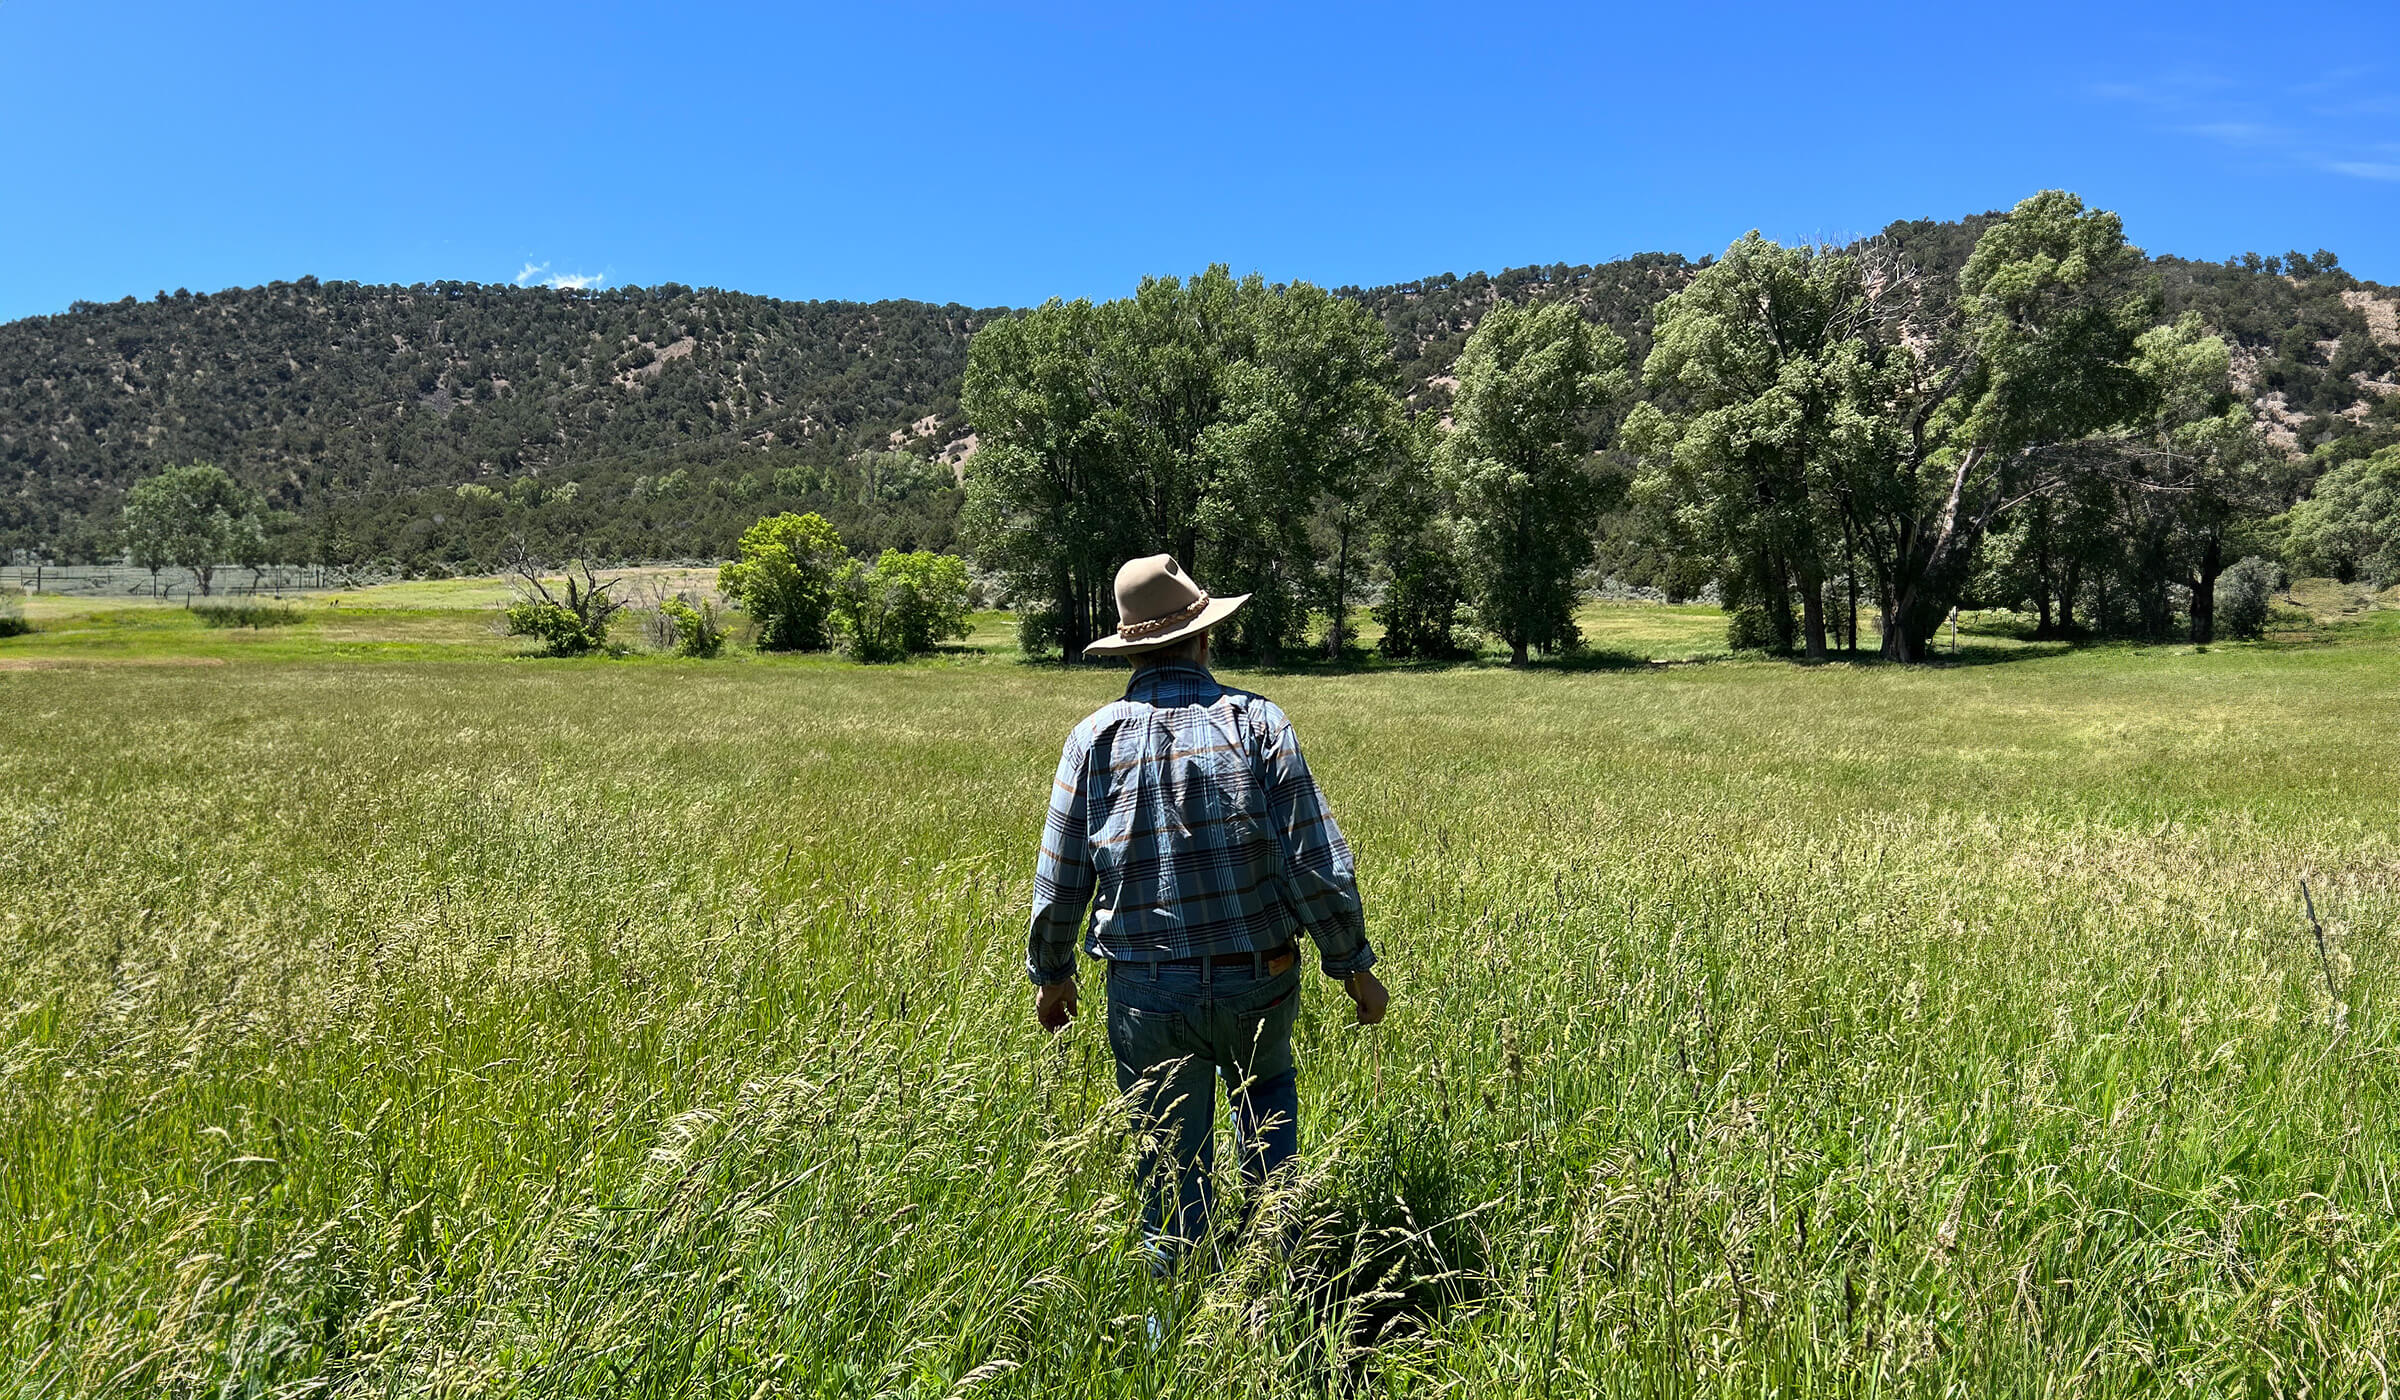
[1117,593,1211,641]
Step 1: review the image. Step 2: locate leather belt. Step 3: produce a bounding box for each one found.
[1153,943,1295,970]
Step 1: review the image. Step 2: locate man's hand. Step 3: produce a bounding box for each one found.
[1035,976,1080,1033]
[1343,969,1390,1026]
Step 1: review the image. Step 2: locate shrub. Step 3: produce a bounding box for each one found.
[1375,552,1471,659]
[831,563,901,663]
[2215,555,2279,640]
[658,593,725,658]
[720,512,846,651]
[0,586,27,638]
[872,550,972,655]
[832,550,973,662]
[193,601,303,629]
[505,601,603,655]
[502,558,623,656]
[1726,603,1781,652]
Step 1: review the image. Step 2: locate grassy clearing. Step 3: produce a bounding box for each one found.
[3,597,2398,1396]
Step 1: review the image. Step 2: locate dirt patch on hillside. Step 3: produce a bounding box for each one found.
[2342,290,2399,347]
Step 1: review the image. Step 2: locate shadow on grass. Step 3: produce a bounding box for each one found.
[999,615,2349,677]
[1281,1113,1494,1390]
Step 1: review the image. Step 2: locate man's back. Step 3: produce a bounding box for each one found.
[1028,661,1372,983]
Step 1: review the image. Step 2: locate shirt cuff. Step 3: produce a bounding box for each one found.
[1317,939,1376,980]
[1027,953,1079,986]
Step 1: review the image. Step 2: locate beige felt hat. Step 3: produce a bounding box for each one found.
[1081,554,1248,655]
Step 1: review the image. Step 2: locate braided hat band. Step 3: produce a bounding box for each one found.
[1116,592,1212,641]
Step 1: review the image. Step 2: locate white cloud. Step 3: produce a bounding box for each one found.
[2181,121,2285,149]
[512,259,607,290]
[2095,64,2399,188]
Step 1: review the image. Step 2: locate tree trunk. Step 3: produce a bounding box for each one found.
[1767,555,1796,653]
[2058,560,2080,635]
[1800,566,1827,661]
[1326,522,1352,657]
[1878,583,1908,662]
[2031,502,2057,637]
[1510,634,1529,666]
[2189,536,2222,644]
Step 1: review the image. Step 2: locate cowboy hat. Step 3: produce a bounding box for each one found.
[1081,554,1249,655]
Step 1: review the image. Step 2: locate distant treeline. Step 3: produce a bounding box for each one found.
[3,210,2395,640]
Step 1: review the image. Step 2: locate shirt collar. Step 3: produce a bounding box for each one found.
[1124,662,1219,703]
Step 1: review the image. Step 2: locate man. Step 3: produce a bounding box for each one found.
[1028,553,1391,1273]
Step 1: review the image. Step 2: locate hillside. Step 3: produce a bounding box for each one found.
[4,222,2396,571]
[0,282,999,566]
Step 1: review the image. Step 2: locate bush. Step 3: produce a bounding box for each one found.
[502,558,623,656]
[1726,603,1781,652]
[1375,552,1471,660]
[505,601,605,655]
[193,601,303,629]
[874,550,973,655]
[0,587,27,638]
[832,550,973,662]
[2215,555,2279,640]
[658,593,725,658]
[720,512,845,651]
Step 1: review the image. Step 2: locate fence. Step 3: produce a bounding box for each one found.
[0,564,393,605]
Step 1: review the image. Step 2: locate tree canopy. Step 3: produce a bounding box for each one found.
[119,463,267,596]
[1442,301,1629,664]
[961,267,1401,659]
[2283,444,2400,588]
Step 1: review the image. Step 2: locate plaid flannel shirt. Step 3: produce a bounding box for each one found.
[1028,663,1374,985]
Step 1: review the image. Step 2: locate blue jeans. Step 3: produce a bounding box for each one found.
[1104,952,1302,1271]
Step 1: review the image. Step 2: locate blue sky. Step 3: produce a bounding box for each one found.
[3,0,2395,322]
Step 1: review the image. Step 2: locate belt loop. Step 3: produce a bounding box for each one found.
[1250,948,1263,979]
[1199,955,1213,987]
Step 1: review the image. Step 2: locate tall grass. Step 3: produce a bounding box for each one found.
[3,633,2396,1395]
[191,601,306,629]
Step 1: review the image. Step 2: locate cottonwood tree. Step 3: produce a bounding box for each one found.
[1977,474,2123,637]
[962,267,1401,659]
[2099,315,2281,643]
[958,299,1133,658]
[1851,191,2158,659]
[2283,444,2400,587]
[1440,300,1629,664]
[119,464,266,597]
[1201,278,1400,655]
[1628,235,1886,658]
[1367,415,1466,659]
[718,511,847,650]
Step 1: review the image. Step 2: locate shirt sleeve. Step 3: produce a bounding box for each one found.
[1026,729,1094,985]
[1257,707,1375,978]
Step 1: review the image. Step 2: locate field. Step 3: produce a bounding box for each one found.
[4,583,2399,1396]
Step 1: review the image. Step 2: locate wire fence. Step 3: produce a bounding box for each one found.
[0,564,395,605]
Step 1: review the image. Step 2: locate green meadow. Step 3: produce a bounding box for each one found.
[4,584,2397,1396]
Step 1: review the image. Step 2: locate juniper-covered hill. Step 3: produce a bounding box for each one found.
[3,219,2394,571]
